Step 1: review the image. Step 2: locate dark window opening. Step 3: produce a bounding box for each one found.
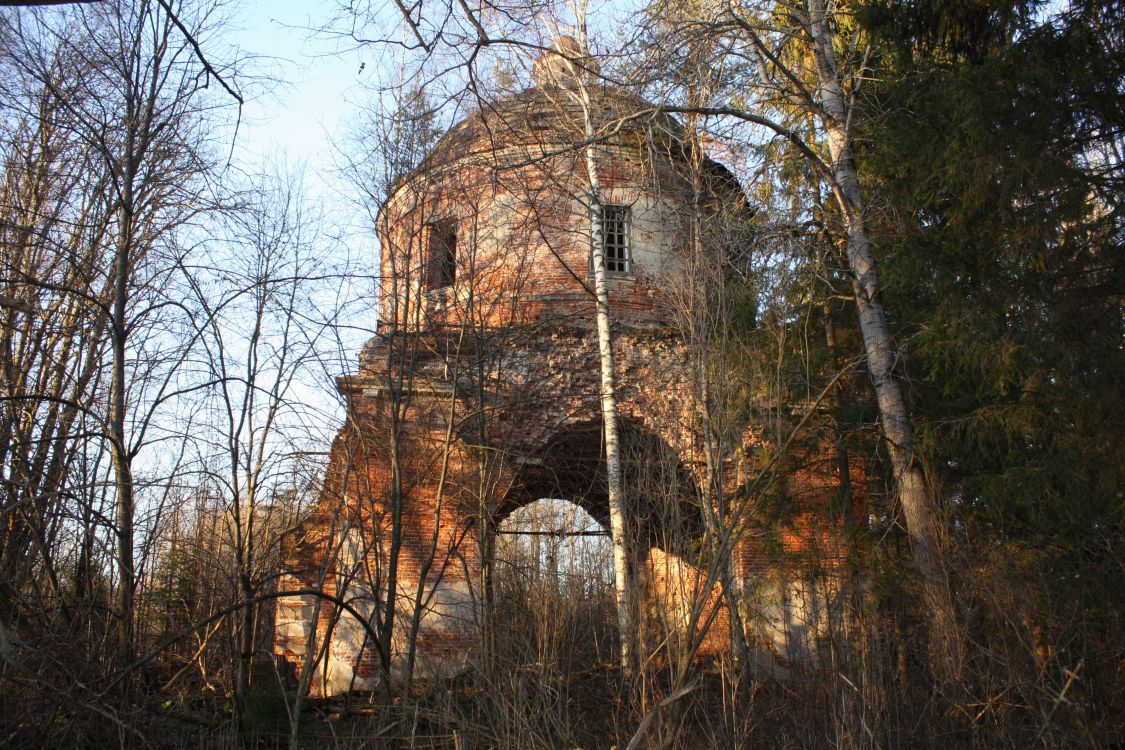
[600,204,631,275]
[426,219,457,290]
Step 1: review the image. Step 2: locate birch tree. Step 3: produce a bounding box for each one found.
[540,25,638,681]
[642,0,961,678]
[801,0,957,675]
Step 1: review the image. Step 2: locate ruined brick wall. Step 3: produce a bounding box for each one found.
[274,325,714,694]
[274,79,859,695]
[274,327,862,693]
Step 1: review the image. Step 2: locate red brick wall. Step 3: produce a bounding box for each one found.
[274,87,856,692]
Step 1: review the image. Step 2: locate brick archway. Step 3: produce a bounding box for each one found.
[273,330,726,695]
[502,418,703,556]
[273,73,858,695]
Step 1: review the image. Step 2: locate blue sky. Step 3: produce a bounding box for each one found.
[225,1,368,171]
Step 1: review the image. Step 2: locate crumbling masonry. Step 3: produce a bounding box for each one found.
[274,51,862,695]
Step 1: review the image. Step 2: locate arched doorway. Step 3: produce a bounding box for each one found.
[483,420,719,671]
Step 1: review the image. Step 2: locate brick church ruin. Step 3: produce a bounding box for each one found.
[274,43,860,695]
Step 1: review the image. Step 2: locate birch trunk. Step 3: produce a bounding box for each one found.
[585,162,636,682]
[570,63,637,681]
[806,0,961,679]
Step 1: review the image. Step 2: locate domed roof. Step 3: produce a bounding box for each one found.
[389,82,748,212]
[411,84,689,176]
[383,37,747,206]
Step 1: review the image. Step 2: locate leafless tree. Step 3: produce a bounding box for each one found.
[180,166,335,722]
[0,0,243,734]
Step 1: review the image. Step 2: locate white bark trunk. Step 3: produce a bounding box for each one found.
[806,0,961,679]
[571,66,636,681]
[586,155,636,682]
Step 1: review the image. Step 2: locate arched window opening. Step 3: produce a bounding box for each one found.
[425,218,456,290]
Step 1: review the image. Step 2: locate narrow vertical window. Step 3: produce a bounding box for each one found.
[601,204,631,274]
[426,219,456,290]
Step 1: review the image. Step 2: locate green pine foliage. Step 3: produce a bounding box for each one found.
[862,0,1124,701]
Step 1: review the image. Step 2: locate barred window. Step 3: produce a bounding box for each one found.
[601,204,631,274]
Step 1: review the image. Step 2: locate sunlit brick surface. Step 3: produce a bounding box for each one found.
[274,84,859,694]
